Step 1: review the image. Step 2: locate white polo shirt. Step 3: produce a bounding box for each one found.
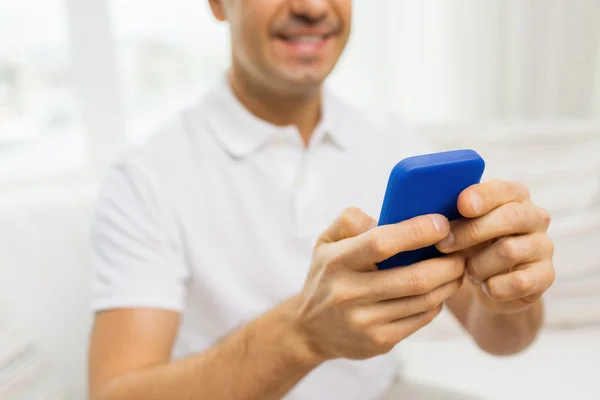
[90,76,431,400]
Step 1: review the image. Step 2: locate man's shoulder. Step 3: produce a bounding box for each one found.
[112,101,209,181]
[96,106,205,213]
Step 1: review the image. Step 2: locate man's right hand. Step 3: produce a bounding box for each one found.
[294,207,465,362]
[88,207,465,400]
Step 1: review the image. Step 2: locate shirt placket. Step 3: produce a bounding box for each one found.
[290,135,329,237]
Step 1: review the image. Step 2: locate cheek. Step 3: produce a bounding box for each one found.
[231,17,269,65]
[234,1,280,61]
[337,0,353,31]
[332,2,352,57]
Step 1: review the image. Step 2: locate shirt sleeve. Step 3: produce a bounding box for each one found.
[90,153,189,313]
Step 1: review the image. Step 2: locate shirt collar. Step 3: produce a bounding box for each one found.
[201,75,349,159]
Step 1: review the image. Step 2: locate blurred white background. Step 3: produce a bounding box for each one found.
[2,0,600,187]
[1,1,600,399]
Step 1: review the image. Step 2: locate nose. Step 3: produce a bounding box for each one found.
[290,0,329,22]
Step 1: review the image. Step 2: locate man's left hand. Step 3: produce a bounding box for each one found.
[436,180,556,314]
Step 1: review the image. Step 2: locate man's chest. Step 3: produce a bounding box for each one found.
[174,145,393,319]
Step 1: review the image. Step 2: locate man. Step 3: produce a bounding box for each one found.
[88,1,556,399]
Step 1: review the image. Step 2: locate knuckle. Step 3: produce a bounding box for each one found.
[466,219,485,242]
[538,207,552,228]
[365,230,388,257]
[339,207,360,232]
[513,181,530,198]
[501,180,518,199]
[407,220,426,243]
[498,237,522,263]
[500,180,529,200]
[315,231,331,248]
[513,271,535,294]
[371,330,393,350]
[532,235,554,260]
[349,310,373,331]
[312,246,328,265]
[547,264,557,286]
[321,257,341,275]
[421,290,441,309]
[545,236,555,256]
[531,237,543,260]
[342,206,362,217]
[409,269,428,294]
[328,279,357,307]
[505,202,527,227]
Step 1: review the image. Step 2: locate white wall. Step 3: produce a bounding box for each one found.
[389,0,600,123]
[3,0,600,191]
[593,30,600,117]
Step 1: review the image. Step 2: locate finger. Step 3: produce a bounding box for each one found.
[372,305,443,349]
[484,261,556,302]
[437,202,549,253]
[458,180,530,218]
[467,233,555,282]
[363,255,465,301]
[341,214,450,269]
[354,278,462,326]
[317,207,376,246]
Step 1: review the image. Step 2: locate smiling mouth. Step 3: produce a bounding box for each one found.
[275,33,334,44]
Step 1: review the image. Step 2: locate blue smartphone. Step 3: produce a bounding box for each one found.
[376,149,486,270]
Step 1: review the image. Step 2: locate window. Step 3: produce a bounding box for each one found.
[109,0,402,140]
[2,0,599,188]
[0,0,85,184]
[109,0,230,141]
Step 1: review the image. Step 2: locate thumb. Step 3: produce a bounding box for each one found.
[317,207,377,246]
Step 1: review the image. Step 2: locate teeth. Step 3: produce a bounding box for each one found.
[291,35,324,43]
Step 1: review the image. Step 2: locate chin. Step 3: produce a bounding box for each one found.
[277,66,331,91]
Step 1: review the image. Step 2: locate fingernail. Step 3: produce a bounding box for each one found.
[437,231,455,249]
[431,215,448,233]
[467,273,481,285]
[470,192,483,214]
[481,282,492,298]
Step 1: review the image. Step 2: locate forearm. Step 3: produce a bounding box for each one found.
[467,296,544,356]
[95,297,321,400]
[447,281,545,356]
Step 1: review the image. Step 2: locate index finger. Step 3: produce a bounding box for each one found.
[458,180,530,218]
[365,255,466,301]
[340,214,450,269]
[317,207,377,246]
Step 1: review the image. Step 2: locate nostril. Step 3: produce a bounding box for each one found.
[296,13,327,25]
[290,0,328,17]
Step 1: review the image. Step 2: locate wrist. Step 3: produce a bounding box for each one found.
[262,296,326,367]
[283,296,327,366]
[467,294,544,355]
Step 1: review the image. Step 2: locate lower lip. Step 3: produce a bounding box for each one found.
[276,36,331,56]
